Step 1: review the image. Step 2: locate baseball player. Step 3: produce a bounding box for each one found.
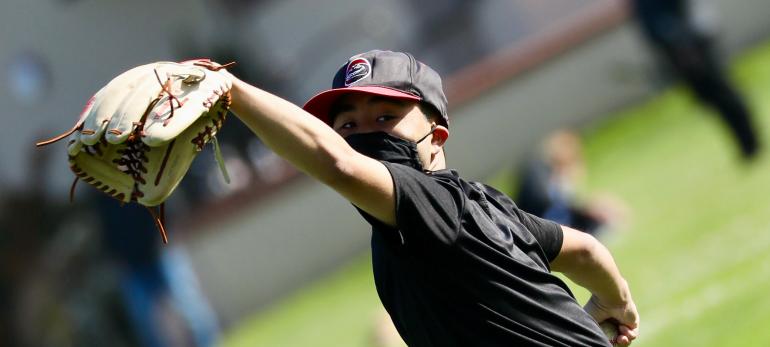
[631,0,760,158]
[225,49,639,346]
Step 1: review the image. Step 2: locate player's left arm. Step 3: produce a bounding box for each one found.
[550,225,640,346]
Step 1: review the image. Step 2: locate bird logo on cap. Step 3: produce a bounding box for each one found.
[344,58,371,86]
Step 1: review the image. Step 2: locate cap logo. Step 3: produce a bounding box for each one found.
[344,58,371,86]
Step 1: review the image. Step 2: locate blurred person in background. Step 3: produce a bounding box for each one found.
[631,0,761,158]
[0,146,60,346]
[4,145,135,347]
[96,195,221,347]
[514,129,628,237]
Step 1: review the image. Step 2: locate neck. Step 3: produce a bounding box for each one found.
[428,150,447,171]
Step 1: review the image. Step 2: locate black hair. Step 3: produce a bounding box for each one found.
[418,102,443,126]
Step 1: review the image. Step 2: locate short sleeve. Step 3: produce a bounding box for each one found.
[380,162,464,247]
[514,208,564,262]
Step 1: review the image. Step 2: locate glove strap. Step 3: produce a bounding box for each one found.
[212,136,231,184]
[69,177,79,203]
[146,204,169,244]
[36,123,83,147]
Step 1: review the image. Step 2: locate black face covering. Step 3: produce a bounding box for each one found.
[345,126,436,171]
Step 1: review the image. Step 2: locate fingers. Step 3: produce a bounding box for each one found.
[106,66,166,144]
[67,132,83,156]
[585,291,640,346]
[84,63,157,145]
[614,324,639,346]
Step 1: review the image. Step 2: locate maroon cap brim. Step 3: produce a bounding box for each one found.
[303,86,421,125]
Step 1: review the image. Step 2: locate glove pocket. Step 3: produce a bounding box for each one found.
[68,142,136,203]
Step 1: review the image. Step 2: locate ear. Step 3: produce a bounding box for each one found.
[430,125,449,155]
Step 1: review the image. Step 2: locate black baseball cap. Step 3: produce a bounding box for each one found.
[303,50,449,127]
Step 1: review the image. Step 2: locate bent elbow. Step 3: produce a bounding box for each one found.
[577,233,603,264]
[563,232,602,269]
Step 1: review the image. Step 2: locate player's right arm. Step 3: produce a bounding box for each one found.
[550,226,640,346]
[227,75,398,227]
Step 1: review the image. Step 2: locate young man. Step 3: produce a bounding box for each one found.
[228,50,639,346]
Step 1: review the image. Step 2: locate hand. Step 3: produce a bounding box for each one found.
[585,294,639,346]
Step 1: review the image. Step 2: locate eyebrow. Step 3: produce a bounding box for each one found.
[328,103,353,123]
[329,96,407,125]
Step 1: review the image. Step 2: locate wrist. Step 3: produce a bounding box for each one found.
[227,75,249,116]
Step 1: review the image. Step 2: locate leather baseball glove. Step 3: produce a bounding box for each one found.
[37,59,235,243]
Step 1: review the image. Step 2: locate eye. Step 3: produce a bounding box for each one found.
[376,115,395,122]
[339,121,356,130]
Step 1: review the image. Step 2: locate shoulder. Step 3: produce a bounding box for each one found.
[381,163,466,243]
[384,162,463,190]
[458,178,518,210]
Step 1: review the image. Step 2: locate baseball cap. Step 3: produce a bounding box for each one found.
[303,50,449,127]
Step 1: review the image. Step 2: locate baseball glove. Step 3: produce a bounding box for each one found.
[37,59,235,243]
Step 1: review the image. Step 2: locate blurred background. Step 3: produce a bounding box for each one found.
[2,0,770,346]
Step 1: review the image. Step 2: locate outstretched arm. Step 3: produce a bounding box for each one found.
[550,226,640,346]
[227,75,397,226]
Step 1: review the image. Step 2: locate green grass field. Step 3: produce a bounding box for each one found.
[223,40,770,347]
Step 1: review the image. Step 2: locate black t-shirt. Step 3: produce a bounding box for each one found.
[358,162,610,347]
